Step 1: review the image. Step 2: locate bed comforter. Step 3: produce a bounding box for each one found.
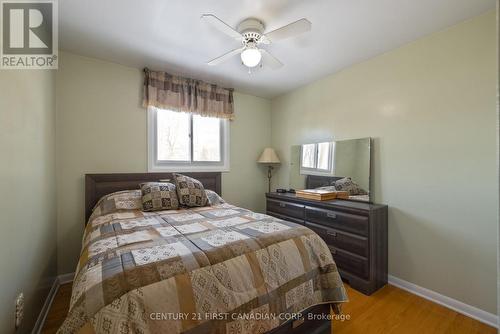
[58,190,347,334]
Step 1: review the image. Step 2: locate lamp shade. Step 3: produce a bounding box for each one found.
[258,148,281,164]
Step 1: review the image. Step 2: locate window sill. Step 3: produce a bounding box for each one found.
[299,169,334,177]
[148,164,230,173]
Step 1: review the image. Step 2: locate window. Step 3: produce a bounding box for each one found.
[148,107,229,171]
[301,144,316,168]
[300,141,334,175]
[317,142,331,170]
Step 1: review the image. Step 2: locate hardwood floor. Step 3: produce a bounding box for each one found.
[42,283,496,334]
[333,284,496,334]
[41,283,72,334]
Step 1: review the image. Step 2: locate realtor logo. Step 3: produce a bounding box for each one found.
[1,0,58,69]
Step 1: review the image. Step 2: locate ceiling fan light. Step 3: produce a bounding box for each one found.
[240,48,262,67]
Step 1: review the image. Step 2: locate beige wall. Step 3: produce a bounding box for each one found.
[56,52,271,274]
[0,71,57,332]
[271,11,497,314]
[222,93,271,212]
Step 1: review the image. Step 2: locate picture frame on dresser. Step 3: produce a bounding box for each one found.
[266,191,388,295]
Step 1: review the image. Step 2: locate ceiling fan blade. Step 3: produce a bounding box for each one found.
[258,35,271,45]
[207,47,245,66]
[260,49,283,69]
[201,14,243,40]
[263,18,311,42]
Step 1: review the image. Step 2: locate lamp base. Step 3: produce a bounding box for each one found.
[267,165,273,193]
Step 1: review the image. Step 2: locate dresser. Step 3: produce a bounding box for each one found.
[266,192,388,295]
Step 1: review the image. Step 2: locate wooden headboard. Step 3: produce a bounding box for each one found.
[85,172,221,222]
[305,175,343,189]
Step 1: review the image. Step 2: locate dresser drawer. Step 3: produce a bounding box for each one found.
[266,211,304,225]
[266,193,388,295]
[329,246,369,279]
[267,199,304,220]
[305,207,369,236]
[305,221,368,258]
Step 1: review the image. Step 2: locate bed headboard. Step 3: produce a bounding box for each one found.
[305,175,343,189]
[85,172,221,222]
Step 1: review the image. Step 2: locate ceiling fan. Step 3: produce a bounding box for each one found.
[201,14,312,71]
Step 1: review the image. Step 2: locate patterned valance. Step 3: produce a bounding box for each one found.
[142,68,234,120]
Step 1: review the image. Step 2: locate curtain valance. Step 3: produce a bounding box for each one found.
[142,68,234,120]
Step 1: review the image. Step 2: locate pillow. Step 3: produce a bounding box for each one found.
[93,190,142,211]
[140,182,179,212]
[90,190,142,222]
[205,189,225,206]
[172,173,208,207]
[334,177,368,196]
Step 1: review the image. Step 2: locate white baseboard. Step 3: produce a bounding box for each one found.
[31,272,75,334]
[388,275,498,328]
[31,277,59,334]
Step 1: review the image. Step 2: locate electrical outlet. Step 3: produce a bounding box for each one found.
[15,293,24,329]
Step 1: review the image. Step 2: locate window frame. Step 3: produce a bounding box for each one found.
[300,141,334,176]
[147,107,230,172]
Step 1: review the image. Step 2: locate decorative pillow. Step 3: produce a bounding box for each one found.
[172,173,208,207]
[334,177,368,196]
[140,182,179,212]
[205,189,225,206]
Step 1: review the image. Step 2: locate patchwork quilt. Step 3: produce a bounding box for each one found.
[58,190,347,334]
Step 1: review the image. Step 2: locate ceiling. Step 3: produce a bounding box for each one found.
[59,0,495,98]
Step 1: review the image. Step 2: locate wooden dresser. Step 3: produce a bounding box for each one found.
[266,192,388,295]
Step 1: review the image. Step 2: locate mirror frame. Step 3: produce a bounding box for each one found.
[291,137,372,203]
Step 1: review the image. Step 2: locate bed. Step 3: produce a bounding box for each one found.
[58,172,347,334]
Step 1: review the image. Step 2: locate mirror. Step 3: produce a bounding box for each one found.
[289,137,371,202]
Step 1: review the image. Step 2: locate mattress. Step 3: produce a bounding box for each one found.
[58,190,347,333]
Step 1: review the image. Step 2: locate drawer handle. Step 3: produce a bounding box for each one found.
[331,248,337,255]
[326,212,337,219]
[279,203,286,208]
[327,231,337,237]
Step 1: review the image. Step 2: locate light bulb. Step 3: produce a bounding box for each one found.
[240,48,262,68]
